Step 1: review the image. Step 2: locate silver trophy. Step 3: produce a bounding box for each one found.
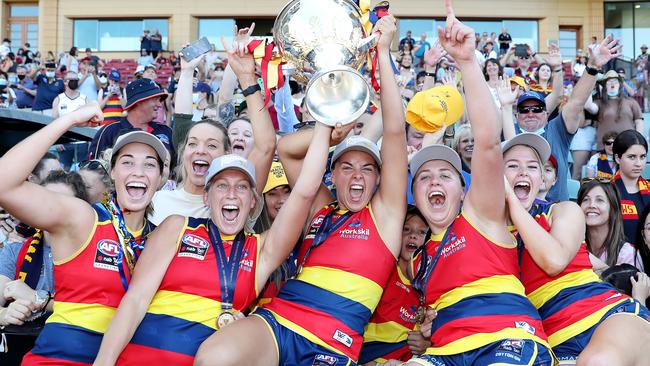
[273,0,376,125]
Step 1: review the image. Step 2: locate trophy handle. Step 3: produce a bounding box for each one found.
[357,34,378,54]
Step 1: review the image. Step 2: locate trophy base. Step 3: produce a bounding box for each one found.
[305,65,370,126]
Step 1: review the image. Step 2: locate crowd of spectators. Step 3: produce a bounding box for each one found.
[1,11,650,365]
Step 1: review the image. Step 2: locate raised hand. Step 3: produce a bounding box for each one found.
[437,0,476,64]
[496,75,518,107]
[330,122,354,146]
[588,34,622,68]
[373,15,397,53]
[423,42,446,69]
[221,23,256,79]
[64,101,104,128]
[546,43,563,68]
[179,43,206,72]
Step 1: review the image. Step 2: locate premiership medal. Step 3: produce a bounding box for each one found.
[415,305,426,325]
[217,311,236,329]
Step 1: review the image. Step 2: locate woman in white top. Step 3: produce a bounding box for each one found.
[150,25,276,225]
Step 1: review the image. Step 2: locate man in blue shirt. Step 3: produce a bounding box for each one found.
[88,78,175,166]
[512,36,622,202]
[32,62,64,115]
[13,65,36,109]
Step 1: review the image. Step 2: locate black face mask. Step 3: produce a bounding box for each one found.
[67,80,79,90]
[17,74,25,81]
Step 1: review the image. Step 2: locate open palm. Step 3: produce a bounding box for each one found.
[589,34,622,68]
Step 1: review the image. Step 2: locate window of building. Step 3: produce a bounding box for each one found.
[398,19,539,52]
[605,2,635,59]
[73,19,168,52]
[198,18,273,50]
[559,29,579,60]
[8,4,38,50]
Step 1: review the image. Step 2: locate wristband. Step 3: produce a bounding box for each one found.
[586,66,600,76]
[424,72,436,78]
[553,68,563,73]
[241,83,261,97]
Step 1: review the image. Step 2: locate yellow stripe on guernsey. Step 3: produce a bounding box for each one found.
[298,266,384,311]
[146,290,220,330]
[432,275,526,311]
[527,269,601,309]
[425,328,549,356]
[364,321,409,343]
[548,298,627,346]
[46,302,116,334]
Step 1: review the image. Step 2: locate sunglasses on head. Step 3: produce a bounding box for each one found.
[517,105,545,114]
[604,140,615,146]
[79,159,109,176]
[581,177,613,185]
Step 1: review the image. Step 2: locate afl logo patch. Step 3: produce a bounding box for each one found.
[182,234,209,249]
[94,239,120,271]
[178,233,209,260]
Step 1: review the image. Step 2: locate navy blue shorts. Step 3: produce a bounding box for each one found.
[409,338,553,366]
[254,308,356,366]
[553,298,650,363]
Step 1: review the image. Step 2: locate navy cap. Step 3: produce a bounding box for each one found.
[517,91,546,108]
[193,82,212,94]
[108,69,121,81]
[124,78,167,110]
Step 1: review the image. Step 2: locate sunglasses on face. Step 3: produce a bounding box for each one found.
[517,105,545,114]
[79,159,109,176]
[604,140,615,146]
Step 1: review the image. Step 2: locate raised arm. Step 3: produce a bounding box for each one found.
[439,0,504,224]
[544,44,564,113]
[506,183,584,276]
[93,215,185,366]
[175,52,205,115]
[0,104,102,258]
[258,123,332,286]
[277,123,353,218]
[222,24,276,195]
[562,35,622,134]
[496,75,518,140]
[372,16,408,230]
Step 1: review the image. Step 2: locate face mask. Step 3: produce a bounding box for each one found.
[607,91,619,97]
[0,79,6,86]
[46,71,55,78]
[17,74,25,81]
[98,76,107,84]
[192,93,200,104]
[67,80,79,90]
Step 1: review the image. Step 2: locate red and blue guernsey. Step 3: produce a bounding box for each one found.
[516,202,629,347]
[116,217,260,365]
[23,205,145,365]
[412,213,549,356]
[263,204,396,362]
[359,265,419,364]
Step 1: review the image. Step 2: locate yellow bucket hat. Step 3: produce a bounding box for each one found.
[263,161,289,194]
[405,85,464,133]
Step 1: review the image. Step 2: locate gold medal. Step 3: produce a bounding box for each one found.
[415,306,425,325]
[217,311,236,330]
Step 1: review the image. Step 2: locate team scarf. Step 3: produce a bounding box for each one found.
[15,230,45,289]
[101,193,154,290]
[596,150,614,180]
[612,171,650,204]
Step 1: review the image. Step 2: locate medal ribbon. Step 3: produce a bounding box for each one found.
[412,225,454,312]
[357,1,399,92]
[103,193,151,291]
[207,219,247,311]
[247,39,285,106]
[298,203,354,272]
